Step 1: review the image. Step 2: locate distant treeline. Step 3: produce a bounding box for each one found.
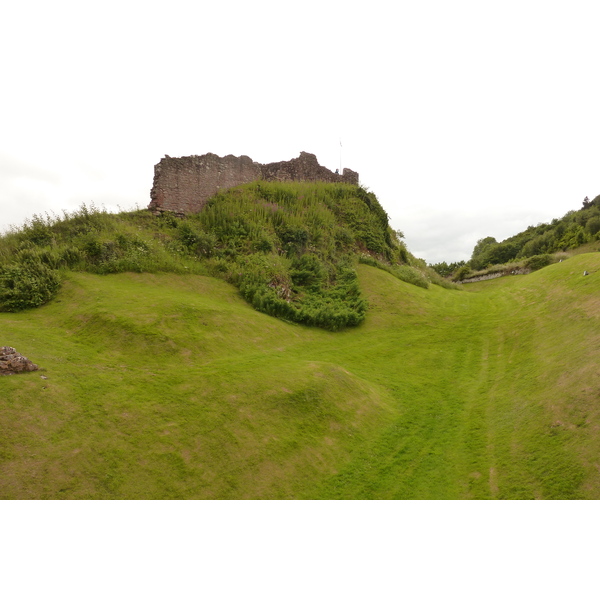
[431,194,600,279]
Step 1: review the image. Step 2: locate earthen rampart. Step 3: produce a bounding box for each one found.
[149,152,359,215]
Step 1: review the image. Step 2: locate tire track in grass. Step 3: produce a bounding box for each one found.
[317,274,589,499]
[470,277,586,499]
[468,285,553,499]
[313,308,490,499]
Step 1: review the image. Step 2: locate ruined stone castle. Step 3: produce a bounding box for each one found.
[148,151,359,216]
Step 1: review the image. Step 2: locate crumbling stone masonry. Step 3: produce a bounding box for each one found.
[148,151,359,216]
[0,346,39,375]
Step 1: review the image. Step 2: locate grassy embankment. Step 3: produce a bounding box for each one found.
[1,182,444,330]
[2,252,599,499]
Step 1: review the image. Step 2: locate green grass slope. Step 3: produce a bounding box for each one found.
[2,253,599,499]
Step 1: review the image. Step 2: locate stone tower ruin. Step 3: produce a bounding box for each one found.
[148,151,359,216]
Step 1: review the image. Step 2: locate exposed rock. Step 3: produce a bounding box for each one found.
[459,267,531,284]
[0,346,39,375]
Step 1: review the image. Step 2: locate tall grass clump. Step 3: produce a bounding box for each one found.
[358,254,429,289]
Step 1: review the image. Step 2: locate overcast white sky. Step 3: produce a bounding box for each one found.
[2,0,598,264]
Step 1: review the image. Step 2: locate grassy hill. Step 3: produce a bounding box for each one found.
[1,182,450,330]
[2,249,599,499]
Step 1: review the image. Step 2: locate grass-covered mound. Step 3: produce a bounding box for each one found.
[0,182,440,330]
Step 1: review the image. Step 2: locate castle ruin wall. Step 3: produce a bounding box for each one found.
[149,152,359,215]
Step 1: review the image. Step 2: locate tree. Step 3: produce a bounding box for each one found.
[430,261,466,278]
[586,216,600,237]
[453,265,471,282]
[471,237,497,261]
[470,237,498,270]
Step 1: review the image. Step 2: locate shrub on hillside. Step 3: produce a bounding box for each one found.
[275,223,309,256]
[0,261,61,311]
[290,254,327,290]
[524,254,552,271]
[453,265,472,281]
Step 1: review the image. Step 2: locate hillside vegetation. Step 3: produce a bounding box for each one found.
[431,194,600,280]
[0,182,451,330]
[470,195,600,269]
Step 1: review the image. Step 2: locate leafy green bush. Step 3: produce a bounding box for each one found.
[524,254,552,271]
[275,223,309,256]
[20,214,55,247]
[176,223,202,249]
[194,232,216,257]
[334,227,355,249]
[253,236,274,253]
[290,254,327,290]
[0,261,61,311]
[59,246,83,268]
[453,265,472,282]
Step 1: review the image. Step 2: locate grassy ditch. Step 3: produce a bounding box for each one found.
[1,253,599,499]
